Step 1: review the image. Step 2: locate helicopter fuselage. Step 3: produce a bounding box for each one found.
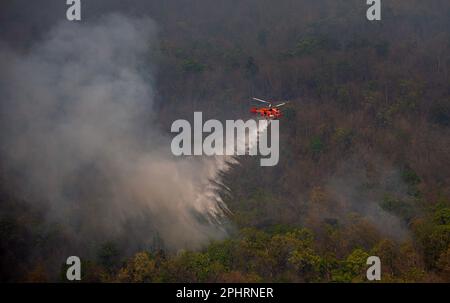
[250,107,282,119]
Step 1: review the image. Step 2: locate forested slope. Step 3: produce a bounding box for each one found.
[0,0,449,282]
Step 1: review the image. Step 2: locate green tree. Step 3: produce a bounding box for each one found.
[116,252,156,282]
[332,249,370,282]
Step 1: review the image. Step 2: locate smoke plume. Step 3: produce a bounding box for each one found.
[0,14,229,253]
[324,157,411,240]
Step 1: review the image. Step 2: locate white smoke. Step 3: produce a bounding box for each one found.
[0,14,231,252]
[193,118,271,216]
[324,157,411,240]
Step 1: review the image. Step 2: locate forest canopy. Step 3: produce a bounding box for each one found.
[0,0,449,282]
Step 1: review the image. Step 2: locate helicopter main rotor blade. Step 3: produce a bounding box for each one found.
[252,97,272,104]
[275,102,287,107]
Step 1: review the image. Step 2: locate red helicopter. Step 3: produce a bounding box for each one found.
[250,97,288,119]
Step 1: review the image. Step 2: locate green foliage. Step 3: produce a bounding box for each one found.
[97,242,121,272]
[294,36,338,56]
[332,249,370,282]
[332,127,354,148]
[72,217,448,282]
[229,189,282,228]
[401,167,421,186]
[295,37,321,55]
[181,59,206,73]
[415,208,450,268]
[423,225,450,268]
[433,208,450,225]
[206,240,234,270]
[380,194,415,222]
[170,251,219,282]
[335,85,352,108]
[309,136,325,154]
[288,248,322,281]
[116,252,155,282]
[2,0,450,283]
[430,101,450,127]
[437,247,450,279]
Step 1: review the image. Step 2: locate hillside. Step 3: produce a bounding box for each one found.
[0,0,449,282]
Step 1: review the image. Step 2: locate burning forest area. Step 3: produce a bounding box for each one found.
[0,0,449,286]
